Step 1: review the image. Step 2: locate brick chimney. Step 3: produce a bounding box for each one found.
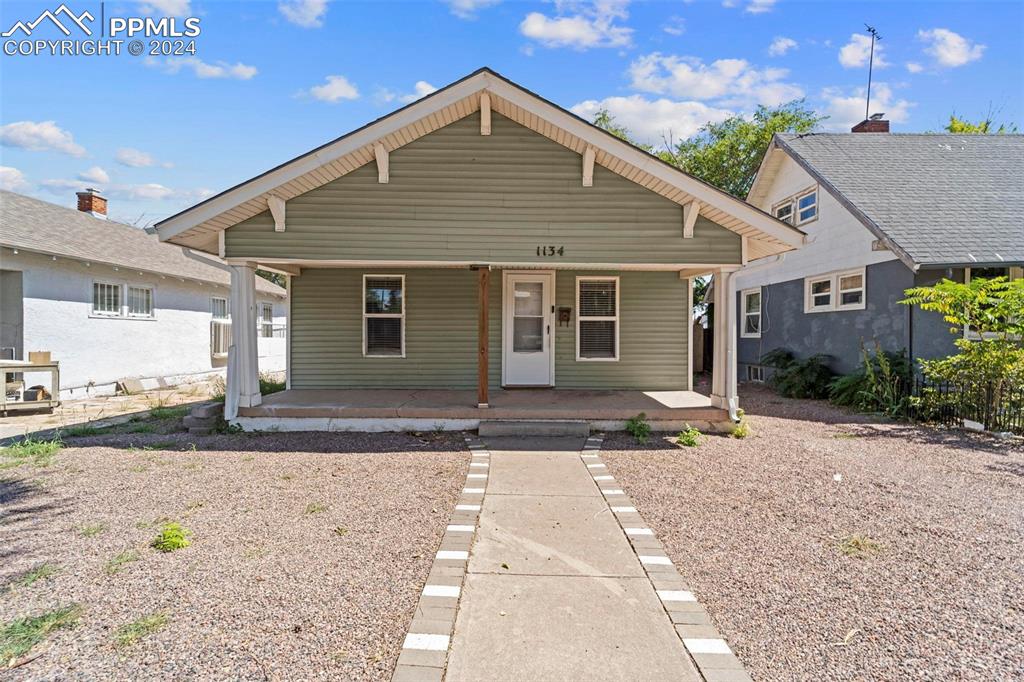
[852,114,890,133]
[76,188,107,218]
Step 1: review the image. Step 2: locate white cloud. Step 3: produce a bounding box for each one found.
[115,147,172,168]
[444,0,501,19]
[0,120,86,157]
[838,33,888,69]
[520,0,633,50]
[662,16,685,36]
[0,166,29,192]
[278,0,328,28]
[78,166,110,184]
[768,36,797,56]
[905,62,924,74]
[137,0,191,15]
[147,57,258,80]
[308,75,360,103]
[376,81,437,105]
[40,178,197,202]
[917,28,985,68]
[629,52,803,107]
[744,0,775,14]
[571,96,733,148]
[821,83,913,131]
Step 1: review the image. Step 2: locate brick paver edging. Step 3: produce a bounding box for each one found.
[581,434,753,682]
[390,436,490,682]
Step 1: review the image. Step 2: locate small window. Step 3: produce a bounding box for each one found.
[774,201,794,225]
[964,267,1021,339]
[92,282,122,316]
[746,365,765,382]
[126,286,154,318]
[805,268,866,313]
[741,289,761,338]
[363,275,404,357]
[796,190,817,224]
[260,303,274,338]
[807,277,832,311]
[211,297,229,319]
[577,277,619,361]
[837,273,864,309]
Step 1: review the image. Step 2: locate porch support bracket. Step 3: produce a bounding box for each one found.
[582,146,596,187]
[480,92,492,135]
[683,200,701,238]
[374,143,389,183]
[267,195,286,232]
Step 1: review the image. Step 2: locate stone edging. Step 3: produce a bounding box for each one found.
[390,435,490,682]
[581,434,753,682]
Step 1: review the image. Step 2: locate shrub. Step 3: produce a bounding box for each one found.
[761,349,834,399]
[150,523,191,552]
[829,343,911,416]
[625,413,651,443]
[0,604,82,667]
[730,420,750,439]
[676,425,701,447]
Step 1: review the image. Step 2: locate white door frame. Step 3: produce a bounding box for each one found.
[501,270,556,387]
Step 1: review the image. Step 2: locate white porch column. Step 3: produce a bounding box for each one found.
[225,262,261,420]
[711,267,739,419]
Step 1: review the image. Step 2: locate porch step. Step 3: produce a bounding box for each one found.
[478,420,590,437]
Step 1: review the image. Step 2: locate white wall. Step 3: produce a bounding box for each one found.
[735,151,899,291]
[3,250,286,397]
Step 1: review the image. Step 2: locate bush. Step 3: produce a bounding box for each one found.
[625,413,651,443]
[761,349,834,399]
[829,343,911,416]
[676,425,701,447]
[150,523,191,552]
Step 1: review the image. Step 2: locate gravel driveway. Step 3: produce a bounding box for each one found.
[601,384,1023,681]
[2,430,468,680]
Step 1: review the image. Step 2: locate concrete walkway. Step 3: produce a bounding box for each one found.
[445,436,702,681]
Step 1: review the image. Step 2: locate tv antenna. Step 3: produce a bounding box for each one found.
[864,24,882,120]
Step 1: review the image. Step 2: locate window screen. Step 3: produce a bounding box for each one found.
[577,279,618,360]
[127,286,153,317]
[93,282,121,315]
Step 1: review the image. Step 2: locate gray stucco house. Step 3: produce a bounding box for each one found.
[154,68,805,432]
[733,122,1024,378]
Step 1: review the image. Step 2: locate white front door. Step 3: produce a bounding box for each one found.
[503,272,554,386]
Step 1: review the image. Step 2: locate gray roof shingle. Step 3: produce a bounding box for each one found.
[0,191,285,296]
[775,133,1024,267]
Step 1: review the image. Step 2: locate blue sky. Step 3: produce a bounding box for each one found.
[1,0,1021,225]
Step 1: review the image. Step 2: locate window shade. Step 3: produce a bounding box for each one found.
[366,318,402,355]
[579,280,616,317]
[579,321,616,358]
[578,279,617,359]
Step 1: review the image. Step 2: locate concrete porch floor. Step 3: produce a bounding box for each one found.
[237,388,727,423]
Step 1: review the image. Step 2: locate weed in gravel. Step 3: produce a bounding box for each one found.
[280,473,294,481]
[151,523,191,552]
[242,455,255,462]
[144,442,177,451]
[114,612,168,647]
[305,502,328,515]
[149,405,190,420]
[79,524,106,538]
[59,424,108,438]
[838,534,882,559]
[185,501,204,512]
[0,604,82,667]
[182,461,201,470]
[1,437,63,467]
[12,563,59,588]
[333,527,349,536]
[105,550,141,574]
[128,464,149,473]
[676,425,701,447]
[126,423,155,434]
[626,413,651,443]
[833,432,861,439]
[135,516,170,530]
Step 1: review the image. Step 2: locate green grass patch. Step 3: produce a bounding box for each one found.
[59,424,108,438]
[148,405,190,421]
[11,563,59,588]
[113,612,168,647]
[259,373,286,395]
[150,522,191,552]
[105,550,141,574]
[1,436,63,467]
[0,604,81,667]
[125,423,155,434]
[837,533,882,559]
[305,502,328,515]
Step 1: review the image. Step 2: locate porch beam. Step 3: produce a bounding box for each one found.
[682,200,701,238]
[678,267,714,280]
[582,146,596,187]
[480,92,492,135]
[267,195,286,232]
[477,266,490,408]
[374,143,389,183]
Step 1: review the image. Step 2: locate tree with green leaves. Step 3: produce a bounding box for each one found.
[591,108,653,152]
[945,113,1018,134]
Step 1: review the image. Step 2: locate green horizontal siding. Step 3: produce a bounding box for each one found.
[226,112,741,265]
[290,268,687,391]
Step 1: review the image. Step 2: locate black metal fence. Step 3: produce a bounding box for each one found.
[906,377,1024,435]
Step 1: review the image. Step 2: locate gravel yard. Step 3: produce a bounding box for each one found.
[602,384,1023,681]
[1,428,468,680]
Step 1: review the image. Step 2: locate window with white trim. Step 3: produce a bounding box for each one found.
[964,267,1022,339]
[805,268,866,313]
[92,281,122,316]
[260,303,274,338]
[741,288,762,338]
[363,275,404,357]
[126,285,154,318]
[746,365,765,382]
[211,297,229,319]
[772,186,818,226]
[576,277,619,361]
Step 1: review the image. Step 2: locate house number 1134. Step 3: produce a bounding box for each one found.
[536,245,565,257]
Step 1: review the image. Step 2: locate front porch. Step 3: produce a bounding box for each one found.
[236,387,730,432]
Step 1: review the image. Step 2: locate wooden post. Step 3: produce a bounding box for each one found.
[477,267,490,408]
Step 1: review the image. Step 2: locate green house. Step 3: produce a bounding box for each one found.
[156,68,803,432]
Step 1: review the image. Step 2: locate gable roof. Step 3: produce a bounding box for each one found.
[0,190,285,297]
[750,133,1024,269]
[155,67,804,261]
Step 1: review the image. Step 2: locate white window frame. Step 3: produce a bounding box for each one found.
[804,267,866,313]
[259,302,274,338]
[211,296,230,319]
[575,276,620,362]
[741,288,762,339]
[126,285,155,319]
[746,365,765,382]
[964,266,1022,340]
[362,274,406,358]
[772,185,819,226]
[91,280,123,318]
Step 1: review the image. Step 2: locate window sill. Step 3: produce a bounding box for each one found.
[740,333,761,339]
[576,357,619,362]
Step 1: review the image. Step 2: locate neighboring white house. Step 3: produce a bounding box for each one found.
[0,189,287,399]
